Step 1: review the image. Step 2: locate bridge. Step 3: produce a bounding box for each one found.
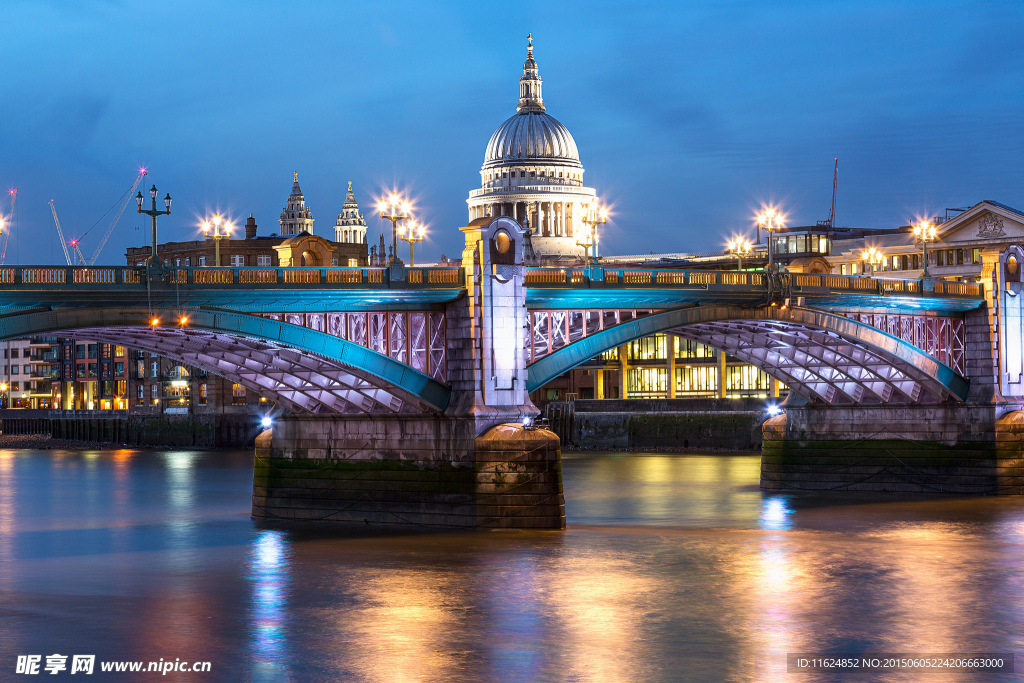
[0,215,1018,526]
[0,260,982,413]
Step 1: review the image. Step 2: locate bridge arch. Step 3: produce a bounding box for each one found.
[0,307,450,415]
[526,305,969,404]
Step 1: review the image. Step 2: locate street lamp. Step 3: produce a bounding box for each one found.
[201,214,233,267]
[398,220,426,267]
[913,220,939,278]
[0,382,7,410]
[580,201,608,264]
[861,247,884,275]
[136,183,172,265]
[378,192,411,265]
[726,236,753,271]
[757,207,784,270]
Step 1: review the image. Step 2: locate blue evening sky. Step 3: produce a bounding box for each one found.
[1,1,1022,264]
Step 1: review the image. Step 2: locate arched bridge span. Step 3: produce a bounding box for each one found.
[526,305,970,405]
[0,307,451,415]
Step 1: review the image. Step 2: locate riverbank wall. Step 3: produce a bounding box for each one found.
[0,410,262,448]
[544,399,769,451]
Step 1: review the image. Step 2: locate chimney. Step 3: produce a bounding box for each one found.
[245,213,257,240]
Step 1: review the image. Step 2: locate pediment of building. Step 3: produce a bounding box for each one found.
[936,202,1024,243]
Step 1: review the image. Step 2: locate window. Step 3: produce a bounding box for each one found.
[852,262,860,274]
[675,338,716,359]
[184,257,190,267]
[973,248,982,264]
[199,383,207,405]
[199,256,206,266]
[957,249,964,265]
[348,258,358,267]
[23,364,30,374]
[892,255,900,270]
[151,384,158,400]
[136,384,144,404]
[115,346,125,357]
[912,254,920,269]
[136,360,144,378]
[10,382,18,392]
[151,361,158,378]
[88,344,97,359]
[114,362,124,377]
[841,264,847,275]
[332,257,338,266]
[88,363,96,378]
[626,334,667,361]
[75,365,83,378]
[232,383,246,404]
[9,348,17,359]
[726,364,770,396]
[175,258,181,266]
[230,255,244,267]
[676,366,717,396]
[627,367,667,398]
[257,255,271,267]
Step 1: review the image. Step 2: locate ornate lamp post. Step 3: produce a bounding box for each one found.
[757,207,784,270]
[726,237,753,270]
[136,184,172,264]
[861,247,884,275]
[398,220,426,267]
[913,220,938,278]
[580,202,608,265]
[201,214,233,267]
[378,193,411,265]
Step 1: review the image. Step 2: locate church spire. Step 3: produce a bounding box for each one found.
[517,33,545,114]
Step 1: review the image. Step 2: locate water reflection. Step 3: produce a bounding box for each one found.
[2,450,1024,681]
[248,529,292,681]
[759,496,793,531]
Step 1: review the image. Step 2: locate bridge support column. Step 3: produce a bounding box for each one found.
[252,215,565,529]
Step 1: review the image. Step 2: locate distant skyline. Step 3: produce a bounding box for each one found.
[2,1,1022,265]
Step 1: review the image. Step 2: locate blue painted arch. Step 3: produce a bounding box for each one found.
[527,305,969,404]
[0,306,450,413]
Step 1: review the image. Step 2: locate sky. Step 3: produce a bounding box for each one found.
[1,0,1022,265]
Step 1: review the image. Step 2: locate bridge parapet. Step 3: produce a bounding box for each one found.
[0,265,465,290]
[524,266,984,300]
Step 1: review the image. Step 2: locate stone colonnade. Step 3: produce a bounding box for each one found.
[477,201,577,237]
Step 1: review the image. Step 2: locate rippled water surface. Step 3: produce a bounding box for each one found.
[2,448,1024,681]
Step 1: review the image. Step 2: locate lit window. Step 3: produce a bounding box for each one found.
[199,256,206,266]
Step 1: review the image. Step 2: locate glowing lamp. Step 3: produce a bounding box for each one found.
[150,318,160,326]
[261,416,272,429]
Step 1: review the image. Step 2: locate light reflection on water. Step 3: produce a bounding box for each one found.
[0,450,1023,681]
[248,529,291,682]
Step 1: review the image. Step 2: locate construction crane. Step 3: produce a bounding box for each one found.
[1,187,15,265]
[49,169,147,266]
[817,158,839,230]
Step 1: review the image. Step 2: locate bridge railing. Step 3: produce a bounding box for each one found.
[523,267,984,299]
[0,266,465,289]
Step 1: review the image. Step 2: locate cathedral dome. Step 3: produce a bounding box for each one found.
[484,112,580,165]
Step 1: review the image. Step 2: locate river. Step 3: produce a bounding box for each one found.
[0,448,1022,681]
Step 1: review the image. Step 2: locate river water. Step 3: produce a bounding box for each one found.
[1,449,1023,682]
